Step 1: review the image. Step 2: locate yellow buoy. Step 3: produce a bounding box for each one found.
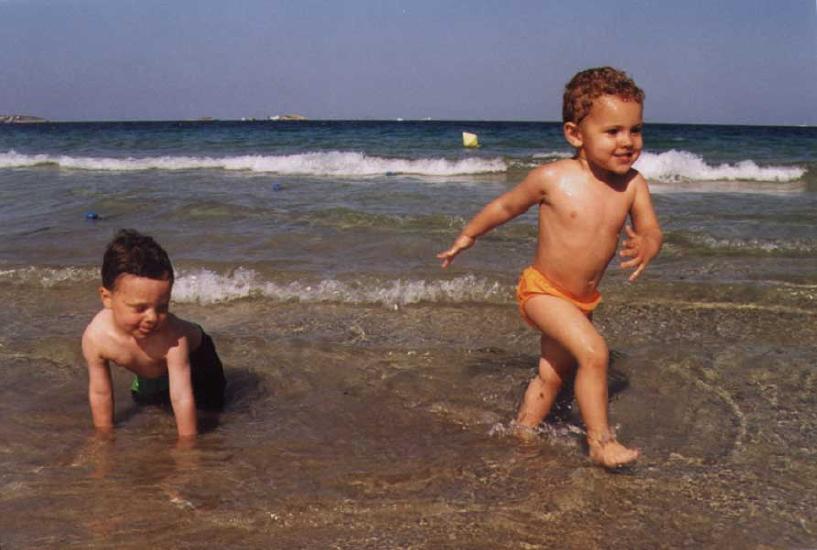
[462,131,479,148]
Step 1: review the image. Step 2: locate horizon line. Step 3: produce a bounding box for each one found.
[1,116,814,129]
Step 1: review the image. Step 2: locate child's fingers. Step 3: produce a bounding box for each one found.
[620,255,642,269]
[620,234,640,251]
[627,263,646,282]
[437,248,457,268]
[436,246,457,259]
[437,236,473,268]
[624,225,637,238]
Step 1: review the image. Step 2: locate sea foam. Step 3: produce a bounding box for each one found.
[1,148,804,182]
[677,233,817,255]
[0,150,506,176]
[0,266,97,287]
[635,150,805,182]
[0,265,509,306]
[172,268,506,306]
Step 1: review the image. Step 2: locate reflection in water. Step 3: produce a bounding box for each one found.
[77,430,116,480]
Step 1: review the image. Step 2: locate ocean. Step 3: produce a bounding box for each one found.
[1,120,815,548]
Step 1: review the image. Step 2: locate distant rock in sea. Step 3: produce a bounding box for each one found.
[0,114,47,124]
[269,114,307,121]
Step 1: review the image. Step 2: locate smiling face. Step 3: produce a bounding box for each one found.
[100,274,172,340]
[564,94,644,177]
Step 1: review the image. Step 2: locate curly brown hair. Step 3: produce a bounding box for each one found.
[562,67,644,124]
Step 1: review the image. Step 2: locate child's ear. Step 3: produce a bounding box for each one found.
[99,287,113,308]
[563,122,583,148]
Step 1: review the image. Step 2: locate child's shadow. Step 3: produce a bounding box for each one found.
[202,367,268,433]
[221,367,266,407]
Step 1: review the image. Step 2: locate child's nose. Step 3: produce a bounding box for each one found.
[619,132,634,148]
[144,309,158,323]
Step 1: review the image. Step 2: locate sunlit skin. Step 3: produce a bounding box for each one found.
[438,94,662,468]
[82,273,203,438]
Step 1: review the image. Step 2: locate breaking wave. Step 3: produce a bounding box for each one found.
[0,150,506,176]
[1,148,805,183]
[172,268,508,306]
[635,150,805,183]
[0,266,510,307]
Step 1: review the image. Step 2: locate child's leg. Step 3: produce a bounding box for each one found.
[515,335,575,428]
[522,295,639,467]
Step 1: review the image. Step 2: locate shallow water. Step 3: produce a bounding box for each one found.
[1,121,816,548]
[2,283,817,548]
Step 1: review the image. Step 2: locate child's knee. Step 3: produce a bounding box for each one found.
[578,341,609,372]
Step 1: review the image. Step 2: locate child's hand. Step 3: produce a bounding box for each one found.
[619,225,659,282]
[437,235,475,268]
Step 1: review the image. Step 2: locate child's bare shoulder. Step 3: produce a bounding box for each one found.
[531,158,581,182]
[167,314,201,340]
[630,168,648,186]
[159,315,202,356]
[624,168,649,196]
[82,310,115,359]
[546,157,581,173]
[522,159,582,191]
[83,309,112,342]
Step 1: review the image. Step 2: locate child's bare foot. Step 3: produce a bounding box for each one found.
[511,421,539,442]
[588,434,639,468]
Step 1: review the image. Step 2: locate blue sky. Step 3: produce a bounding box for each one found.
[1,0,815,124]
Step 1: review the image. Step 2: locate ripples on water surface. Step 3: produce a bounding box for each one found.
[1,121,816,548]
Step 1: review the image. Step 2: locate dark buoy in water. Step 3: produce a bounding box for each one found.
[272,183,283,191]
[385,171,397,176]
[85,211,99,221]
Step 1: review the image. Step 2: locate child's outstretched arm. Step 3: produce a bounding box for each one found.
[438,168,546,267]
[620,176,663,282]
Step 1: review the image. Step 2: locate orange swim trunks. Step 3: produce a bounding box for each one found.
[515,266,602,327]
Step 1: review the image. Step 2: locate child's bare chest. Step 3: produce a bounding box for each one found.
[106,341,169,377]
[551,184,631,229]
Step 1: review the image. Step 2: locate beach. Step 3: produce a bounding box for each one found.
[1,120,816,548]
